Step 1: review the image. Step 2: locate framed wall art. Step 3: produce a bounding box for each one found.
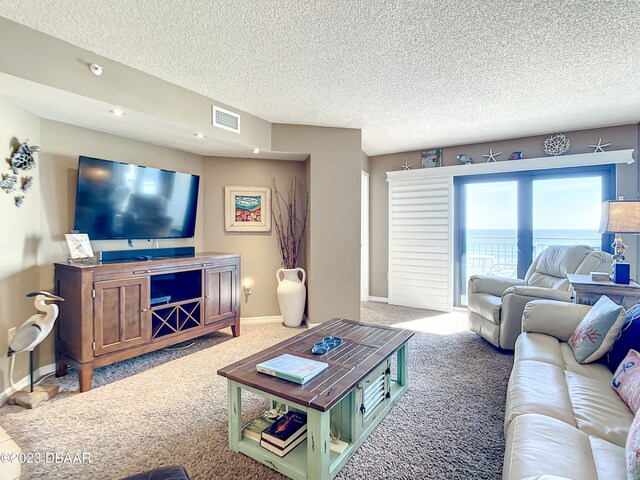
[421,149,443,168]
[224,186,271,232]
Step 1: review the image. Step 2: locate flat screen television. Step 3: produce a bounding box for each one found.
[73,156,199,240]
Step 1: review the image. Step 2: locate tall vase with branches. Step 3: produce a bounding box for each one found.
[272,177,308,327]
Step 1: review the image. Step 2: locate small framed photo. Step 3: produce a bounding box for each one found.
[65,233,94,259]
[224,186,271,232]
[421,149,443,168]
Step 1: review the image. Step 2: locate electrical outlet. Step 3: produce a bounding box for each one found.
[7,327,16,345]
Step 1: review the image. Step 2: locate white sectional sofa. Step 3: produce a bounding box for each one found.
[503,300,632,480]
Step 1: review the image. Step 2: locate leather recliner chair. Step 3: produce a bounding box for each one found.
[467,245,613,350]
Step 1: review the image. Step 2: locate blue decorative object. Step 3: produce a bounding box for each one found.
[508,151,524,160]
[607,302,640,372]
[311,336,344,355]
[457,154,473,165]
[613,263,630,284]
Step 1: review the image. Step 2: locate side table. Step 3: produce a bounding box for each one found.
[567,273,640,309]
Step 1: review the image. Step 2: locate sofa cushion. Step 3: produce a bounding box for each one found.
[503,414,597,480]
[588,436,626,480]
[538,245,593,278]
[565,371,633,447]
[514,333,564,369]
[560,343,615,384]
[568,296,625,363]
[612,349,640,414]
[607,302,640,372]
[505,360,576,435]
[468,293,501,324]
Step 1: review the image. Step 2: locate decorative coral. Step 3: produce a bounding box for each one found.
[271,177,308,269]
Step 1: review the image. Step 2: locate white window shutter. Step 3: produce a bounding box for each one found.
[388,176,453,312]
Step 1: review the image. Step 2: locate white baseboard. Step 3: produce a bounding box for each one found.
[368,296,389,303]
[453,306,468,313]
[241,315,283,324]
[1,362,56,405]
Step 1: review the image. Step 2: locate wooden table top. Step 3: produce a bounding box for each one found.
[567,273,640,290]
[218,318,414,412]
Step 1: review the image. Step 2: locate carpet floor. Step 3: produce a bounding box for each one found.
[0,303,513,479]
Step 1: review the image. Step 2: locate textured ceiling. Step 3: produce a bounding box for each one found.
[1,1,639,156]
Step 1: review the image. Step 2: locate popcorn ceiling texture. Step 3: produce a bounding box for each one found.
[0,1,639,155]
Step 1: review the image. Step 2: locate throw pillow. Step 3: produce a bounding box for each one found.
[568,295,625,363]
[627,412,640,480]
[607,302,640,372]
[612,350,640,414]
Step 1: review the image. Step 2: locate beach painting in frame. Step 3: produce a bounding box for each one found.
[421,149,443,168]
[224,186,271,232]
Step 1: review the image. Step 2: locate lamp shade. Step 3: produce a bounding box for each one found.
[598,200,640,233]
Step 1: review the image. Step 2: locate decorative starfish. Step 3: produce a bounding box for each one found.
[482,148,502,163]
[401,162,412,170]
[588,138,611,153]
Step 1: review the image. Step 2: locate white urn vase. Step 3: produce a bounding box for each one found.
[276,267,306,327]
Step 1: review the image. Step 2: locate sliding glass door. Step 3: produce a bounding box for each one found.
[455,165,615,307]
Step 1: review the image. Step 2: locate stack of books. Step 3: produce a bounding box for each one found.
[260,412,307,457]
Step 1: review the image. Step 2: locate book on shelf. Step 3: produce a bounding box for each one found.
[261,411,307,448]
[256,353,329,385]
[260,432,306,457]
[242,416,277,442]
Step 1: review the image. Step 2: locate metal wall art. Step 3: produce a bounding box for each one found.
[543,134,570,156]
[4,140,40,207]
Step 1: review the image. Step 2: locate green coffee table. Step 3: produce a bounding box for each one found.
[218,318,413,480]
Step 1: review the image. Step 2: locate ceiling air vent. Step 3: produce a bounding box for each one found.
[212,105,240,133]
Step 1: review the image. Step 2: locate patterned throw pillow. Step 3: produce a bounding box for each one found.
[627,412,640,480]
[613,350,640,414]
[607,302,640,372]
[568,295,625,363]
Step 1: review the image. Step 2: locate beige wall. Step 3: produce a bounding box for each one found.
[369,124,640,297]
[0,117,205,396]
[202,156,307,317]
[361,151,370,173]
[272,125,362,323]
[0,98,41,394]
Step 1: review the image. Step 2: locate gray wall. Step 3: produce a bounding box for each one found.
[273,124,362,323]
[369,124,639,297]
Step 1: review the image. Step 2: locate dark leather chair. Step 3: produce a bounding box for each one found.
[122,465,191,480]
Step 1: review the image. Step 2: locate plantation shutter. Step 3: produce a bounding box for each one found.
[387,175,453,312]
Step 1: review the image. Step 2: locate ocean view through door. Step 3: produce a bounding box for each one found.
[455,166,615,307]
[461,181,518,305]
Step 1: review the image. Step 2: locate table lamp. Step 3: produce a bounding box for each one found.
[598,200,640,284]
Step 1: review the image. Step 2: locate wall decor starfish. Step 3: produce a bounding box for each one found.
[588,138,611,153]
[482,148,502,163]
[401,162,412,170]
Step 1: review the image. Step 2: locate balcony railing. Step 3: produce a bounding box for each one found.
[465,235,601,279]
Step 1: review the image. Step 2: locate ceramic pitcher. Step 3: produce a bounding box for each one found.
[276,267,306,327]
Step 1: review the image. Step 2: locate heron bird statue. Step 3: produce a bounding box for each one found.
[8,291,64,397]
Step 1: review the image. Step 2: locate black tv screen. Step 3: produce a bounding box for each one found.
[73,156,199,240]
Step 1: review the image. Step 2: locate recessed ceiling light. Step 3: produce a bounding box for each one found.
[253,147,260,154]
[89,63,103,76]
[110,109,126,116]
[194,132,206,139]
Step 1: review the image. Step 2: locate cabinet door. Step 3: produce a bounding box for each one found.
[204,265,237,325]
[94,277,150,356]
